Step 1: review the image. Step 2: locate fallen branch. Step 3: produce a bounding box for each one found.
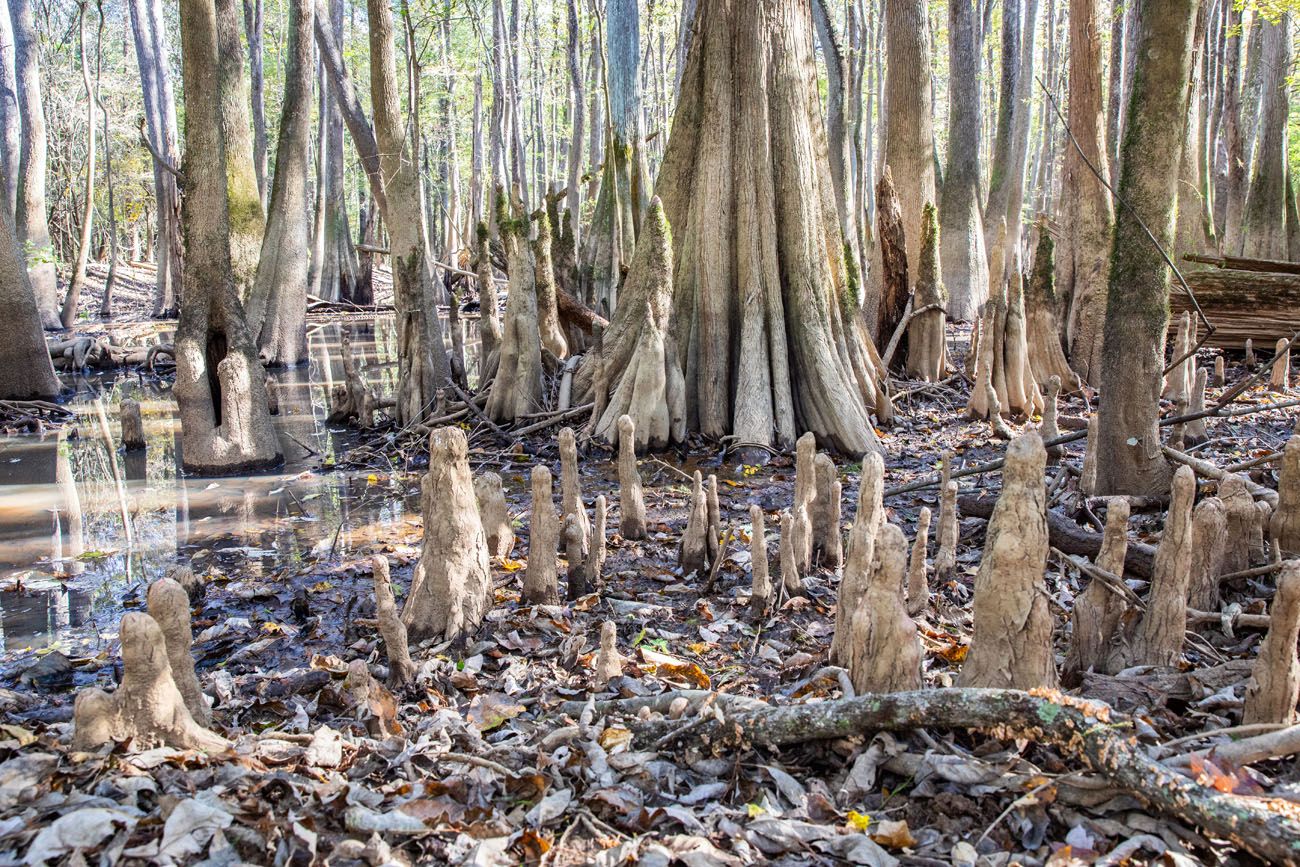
[881,301,946,371]
[1167,722,1300,771]
[960,494,1156,577]
[1161,446,1279,508]
[629,687,1300,866]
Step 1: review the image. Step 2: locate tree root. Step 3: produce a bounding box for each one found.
[630,687,1300,866]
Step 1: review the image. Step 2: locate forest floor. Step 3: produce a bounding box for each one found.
[0,316,1296,865]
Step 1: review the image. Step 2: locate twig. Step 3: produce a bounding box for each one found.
[443,378,513,445]
[881,301,946,370]
[513,403,594,437]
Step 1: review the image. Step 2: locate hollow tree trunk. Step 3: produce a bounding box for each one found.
[940,0,988,322]
[175,0,281,475]
[367,0,451,425]
[8,0,59,328]
[1058,0,1114,386]
[214,0,264,298]
[603,0,887,456]
[1095,0,1201,496]
[245,0,311,367]
[1240,14,1290,261]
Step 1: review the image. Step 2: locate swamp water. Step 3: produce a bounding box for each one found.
[0,315,479,653]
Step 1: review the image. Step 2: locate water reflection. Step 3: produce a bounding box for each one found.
[0,315,472,651]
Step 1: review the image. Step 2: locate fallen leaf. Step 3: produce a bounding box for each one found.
[870,818,916,849]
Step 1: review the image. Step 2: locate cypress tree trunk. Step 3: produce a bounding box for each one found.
[0,1,20,215]
[939,0,988,322]
[242,0,267,209]
[1096,0,1201,496]
[580,0,647,317]
[367,0,451,425]
[1216,3,1244,244]
[596,0,889,456]
[214,0,264,297]
[175,0,281,475]
[8,0,59,328]
[1058,0,1114,386]
[0,210,57,397]
[1240,14,1291,260]
[245,0,312,367]
[1172,4,1215,261]
[61,0,97,329]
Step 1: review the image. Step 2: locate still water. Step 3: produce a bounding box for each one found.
[0,315,470,652]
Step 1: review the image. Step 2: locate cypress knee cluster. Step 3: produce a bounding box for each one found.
[73,612,228,752]
[1064,499,1131,683]
[966,256,1044,423]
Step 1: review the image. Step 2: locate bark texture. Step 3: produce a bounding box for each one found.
[175,0,281,475]
[905,203,947,382]
[1095,0,1200,496]
[524,465,560,605]
[1063,498,1131,682]
[0,206,57,398]
[474,472,515,560]
[848,523,923,694]
[372,555,415,687]
[146,577,210,726]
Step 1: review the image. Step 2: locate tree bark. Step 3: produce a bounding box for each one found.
[127,0,183,317]
[1057,0,1114,386]
[59,0,98,329]
[367,0,451,425]
[175,0,281,475]
[606,0,887,455]
[1240,14,1291,260]
[939,0,988,322]
[214,0,264,297]
[0,212,57,397]
[8,0,59,328]
[1095,0,1201,496]
[242,0,267,209]
[0,0,20,215]
[245,0,312,367]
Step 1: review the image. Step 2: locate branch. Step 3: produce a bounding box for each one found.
[137,117,181,183]
[630,688,1300,866]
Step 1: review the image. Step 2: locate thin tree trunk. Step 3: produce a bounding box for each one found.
[245,0,312,367]
[1104,0,1125,182]
[1218,3,1245,250]
[812,0,859,295]
[8,0,59,328]
[60,0,97,329]
[1059,0,1115,386]
[565,0,584,239]
[96,0,117,321]
[1173,3,1215,260]
[940,0,988,322]
[1096,0,1201,496]
[243,0,267,209]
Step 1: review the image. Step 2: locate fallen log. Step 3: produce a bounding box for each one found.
[958,493,1156,577]
[1184,253,1300,276]
[1171,268,1300,349]
[630,688,1300,866]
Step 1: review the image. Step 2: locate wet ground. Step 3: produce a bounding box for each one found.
[0,315,477,653]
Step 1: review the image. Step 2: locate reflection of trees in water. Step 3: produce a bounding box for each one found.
[0,586,93,651]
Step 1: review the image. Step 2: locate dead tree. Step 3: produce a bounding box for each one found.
[960,433,1057,689]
